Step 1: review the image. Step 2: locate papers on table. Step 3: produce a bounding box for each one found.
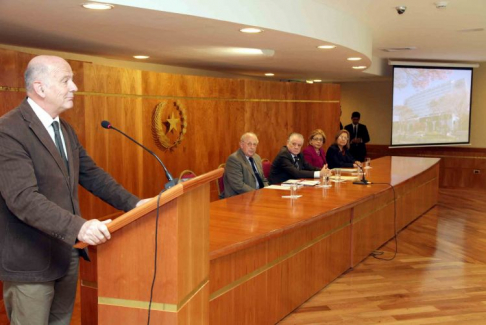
[266,185,291,191]
[334,168,357,173]
[282,179,320,186]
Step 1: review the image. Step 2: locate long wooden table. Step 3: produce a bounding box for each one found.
[208,156,439,324]
[78,156,439,324]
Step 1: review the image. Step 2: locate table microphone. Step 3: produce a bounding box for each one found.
[353,164,371,185]
[101,120,178,189]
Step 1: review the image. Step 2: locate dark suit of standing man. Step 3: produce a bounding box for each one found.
[223,132,268,198]
[344,111,370,162]
[0,56,147,325]
[269,133,327,184]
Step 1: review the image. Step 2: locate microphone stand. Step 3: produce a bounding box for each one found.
[353,164,371,185]
[101,121,178,189]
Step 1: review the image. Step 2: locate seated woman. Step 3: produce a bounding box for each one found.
[326,130,362,169]
[303,129,327,169]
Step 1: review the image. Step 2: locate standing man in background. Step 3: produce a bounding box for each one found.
[344,111,370,162]
[0,55,147,325]
[223,132,268,198]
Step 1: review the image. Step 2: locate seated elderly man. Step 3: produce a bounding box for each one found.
[269,132,328,184]
[223,132,268,198]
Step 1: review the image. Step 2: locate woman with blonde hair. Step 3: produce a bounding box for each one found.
[326,129,362,169]
[303,129,327,169]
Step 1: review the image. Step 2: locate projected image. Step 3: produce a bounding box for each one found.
[392,66,472,146]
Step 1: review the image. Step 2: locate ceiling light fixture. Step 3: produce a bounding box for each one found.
[306,80,314,84]
[317,45,336,49]
[265,73,274,76]
[240,27,263,34]
[232,48,264,55]
[347,57,362,61]
[229,48,275,56]
[313,79,322,82]
[133,55,149,59]
[352,66,367,70]
[82,2,114,10]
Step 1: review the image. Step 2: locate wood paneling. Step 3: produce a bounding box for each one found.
[0,46,340,212]
[368,144,486,190]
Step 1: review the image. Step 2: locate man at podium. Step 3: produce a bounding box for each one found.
[0,55,146,325]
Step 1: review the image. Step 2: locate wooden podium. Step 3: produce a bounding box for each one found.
[77,169,223,325]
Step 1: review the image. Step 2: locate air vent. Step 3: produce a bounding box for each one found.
[382,47,417,52]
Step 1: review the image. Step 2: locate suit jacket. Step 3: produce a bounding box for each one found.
[344,123,370,162]
[326,144,356,169]
[0,99,139,282]
[269,146,320,184]
[223,149,268,198]
[302,145,326,169]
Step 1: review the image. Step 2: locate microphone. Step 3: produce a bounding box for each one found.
[353,164,371,185]
[101,120,178,189]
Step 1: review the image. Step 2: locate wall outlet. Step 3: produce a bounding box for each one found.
[473,169,481,174]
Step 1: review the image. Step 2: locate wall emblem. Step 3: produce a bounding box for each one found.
[152,101,188,150]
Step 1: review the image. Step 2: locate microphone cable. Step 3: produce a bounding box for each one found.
[147,188,166,325]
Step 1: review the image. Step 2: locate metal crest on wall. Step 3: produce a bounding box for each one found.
[152,100,188,151]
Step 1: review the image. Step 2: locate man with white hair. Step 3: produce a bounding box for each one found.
[269,132,328,184]
[223,132,268,198]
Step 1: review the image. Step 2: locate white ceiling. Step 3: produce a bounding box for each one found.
[0,0,484,82]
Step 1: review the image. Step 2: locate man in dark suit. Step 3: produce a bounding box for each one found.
[344,111,370,162]
[223,132,268,198]
[0,55,146,325]
[269,133,328,184]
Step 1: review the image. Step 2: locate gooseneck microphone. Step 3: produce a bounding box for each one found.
[353,164,371,185]
[101,120,178,189]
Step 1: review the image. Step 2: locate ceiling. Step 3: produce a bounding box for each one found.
[0,0,485,82]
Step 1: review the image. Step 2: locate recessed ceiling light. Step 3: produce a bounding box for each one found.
[347,57,362,61]
[352,66,367,69]
[82,2,114,10]
[133,55,149,59]
[313,79,322,82]
[306,80,314,84]
[240,27,263,34]
[317,45,336,49]
[265,73,274,76]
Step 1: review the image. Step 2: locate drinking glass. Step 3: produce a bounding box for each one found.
[334,168,341,181]
[365,158,371,169]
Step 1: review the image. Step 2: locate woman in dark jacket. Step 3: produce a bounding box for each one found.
[326,130,362,169]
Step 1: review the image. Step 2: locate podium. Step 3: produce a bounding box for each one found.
[77,169,223,325]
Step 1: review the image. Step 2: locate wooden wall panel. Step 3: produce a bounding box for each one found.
[0,47,340,217]
[368,144,486,190]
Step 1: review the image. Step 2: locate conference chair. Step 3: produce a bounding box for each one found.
[216,163,225,199]
[178,169,197,183]
[261,158,272,179]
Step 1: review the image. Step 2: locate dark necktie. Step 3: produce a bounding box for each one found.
[249,157,264,189]
[293,155,300,170]
[353,124,358,139]
[52,121,69,173]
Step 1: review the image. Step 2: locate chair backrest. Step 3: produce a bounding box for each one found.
[178,169,197,184]
[216,163,225,199]
[261,159,271,179]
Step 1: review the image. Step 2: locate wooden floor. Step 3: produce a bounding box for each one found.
[2,187,486,325]
[279,187,486,324]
